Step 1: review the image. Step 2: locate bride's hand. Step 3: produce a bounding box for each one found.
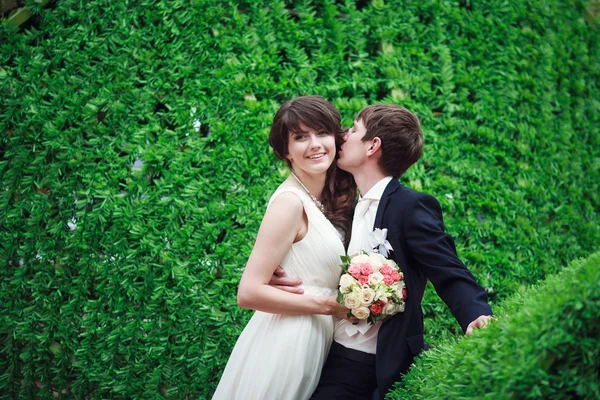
[324,297,353,320]
[337,307,357,321]
[333,305,352,320]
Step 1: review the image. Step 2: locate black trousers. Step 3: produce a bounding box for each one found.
[311,341,378,400]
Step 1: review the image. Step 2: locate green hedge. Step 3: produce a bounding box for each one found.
[1,0,598,398]
[389,251,600,399]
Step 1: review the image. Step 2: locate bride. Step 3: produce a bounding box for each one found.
[212,96,356,399]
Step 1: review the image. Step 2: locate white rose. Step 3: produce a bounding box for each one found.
[393,302,406,313]
[367,253,387,270]
[369,272,384,285]
[360,288,376,306]
[351,306,370,320]
[382,302,396,315]
[339,274,356,290]
[350,254,369,264]
[383,302,405,316]
[394,281,406,299]
[344,293,361,310]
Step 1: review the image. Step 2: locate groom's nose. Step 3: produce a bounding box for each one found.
[341,128,349,141]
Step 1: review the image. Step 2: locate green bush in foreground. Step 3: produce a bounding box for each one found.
[389,251,600,399]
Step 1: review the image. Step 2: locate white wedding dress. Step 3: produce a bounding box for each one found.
[212,185,345,400]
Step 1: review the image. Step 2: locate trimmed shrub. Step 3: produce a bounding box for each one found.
[389,252,600,399]
[1,0,598,398]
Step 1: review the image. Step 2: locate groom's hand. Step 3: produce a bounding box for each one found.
[269,266,304,294]
[465,315,492,336]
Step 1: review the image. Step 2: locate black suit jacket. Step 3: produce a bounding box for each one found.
[372,179,492,399]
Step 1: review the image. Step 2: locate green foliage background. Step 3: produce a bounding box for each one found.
[1,0,598,398]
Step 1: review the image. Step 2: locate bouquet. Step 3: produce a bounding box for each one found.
[337,251,406,324]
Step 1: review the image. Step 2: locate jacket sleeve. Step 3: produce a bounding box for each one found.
[403,192,492,332]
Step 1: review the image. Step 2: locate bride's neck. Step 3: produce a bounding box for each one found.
[291,169,326,200]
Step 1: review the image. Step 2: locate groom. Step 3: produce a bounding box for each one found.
[272,104,492,399]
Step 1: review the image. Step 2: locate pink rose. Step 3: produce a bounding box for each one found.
[380,265,393,275]
[348,265,361,278]
[391,271,401,282]
[360,263,373,276]
[383,275,394,285]
[370,304,383,316]
[402,288,407,300]
[358,275,369,286]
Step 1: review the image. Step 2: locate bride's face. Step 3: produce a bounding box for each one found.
[286,122,336,177]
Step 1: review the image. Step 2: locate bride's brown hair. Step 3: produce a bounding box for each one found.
[269,96,357,247]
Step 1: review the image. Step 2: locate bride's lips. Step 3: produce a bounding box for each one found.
[306,152,327,161]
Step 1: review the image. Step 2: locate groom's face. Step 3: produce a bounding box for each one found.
[337,119,370,173]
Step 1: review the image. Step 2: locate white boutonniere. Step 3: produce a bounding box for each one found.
[369,228,393,257]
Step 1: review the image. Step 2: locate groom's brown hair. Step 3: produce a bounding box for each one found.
[357,104,423,178]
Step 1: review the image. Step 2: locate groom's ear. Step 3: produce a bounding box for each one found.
[367,137,382,156]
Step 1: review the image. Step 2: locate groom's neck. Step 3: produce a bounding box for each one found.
[352,167,387,197]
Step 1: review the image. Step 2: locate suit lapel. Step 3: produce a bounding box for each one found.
[373,179,400,229]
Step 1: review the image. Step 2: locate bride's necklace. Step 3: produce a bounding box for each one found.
[290,171,326,213]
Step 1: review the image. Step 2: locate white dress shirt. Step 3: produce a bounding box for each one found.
[334,176,393,354]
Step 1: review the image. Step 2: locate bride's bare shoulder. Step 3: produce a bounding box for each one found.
[268,190,303,213]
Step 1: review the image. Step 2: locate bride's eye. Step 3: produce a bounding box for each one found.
[318,131,330,136]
